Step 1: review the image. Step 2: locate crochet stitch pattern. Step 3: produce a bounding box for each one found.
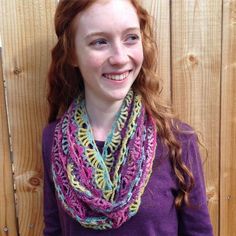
[51,90,157,230]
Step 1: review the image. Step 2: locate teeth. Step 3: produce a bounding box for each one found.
[104,71,129,81]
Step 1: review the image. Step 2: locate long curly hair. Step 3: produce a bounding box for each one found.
[47,0,194,208]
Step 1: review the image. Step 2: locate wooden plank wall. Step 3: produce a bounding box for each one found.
[0,0,57,235]
[171,1,221,234]
[220,1,236,236]
[140,0,171,101]
[0,0,235,235]
[0,42,18,236]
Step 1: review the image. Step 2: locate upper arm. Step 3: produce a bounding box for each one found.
[42,123,62,236]
[178,132,213,236]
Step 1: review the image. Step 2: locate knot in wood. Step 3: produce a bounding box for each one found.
[13,67,22,75]
[206,188,215,202]
[29,177,40,186]
[188,54,198,65]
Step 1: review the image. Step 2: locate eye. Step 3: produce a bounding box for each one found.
[90,38,108,48]
[125,34,140,44]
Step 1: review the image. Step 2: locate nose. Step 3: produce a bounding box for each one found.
[108,42,129,66]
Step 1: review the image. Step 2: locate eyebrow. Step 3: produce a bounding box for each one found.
[84,27,141,40]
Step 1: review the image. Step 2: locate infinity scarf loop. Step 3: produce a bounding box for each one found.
[51,91,157,230]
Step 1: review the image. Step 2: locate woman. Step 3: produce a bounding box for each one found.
[42,0,213,235]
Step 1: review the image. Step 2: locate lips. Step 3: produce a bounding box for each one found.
[103,70,131,81]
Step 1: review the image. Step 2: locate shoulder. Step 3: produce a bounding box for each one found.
[170,120,200,160]
[42,120,59,161]
[172,119,203,169]
[156,119,199,162]
[172,119,197,144]
[159,119,202,168]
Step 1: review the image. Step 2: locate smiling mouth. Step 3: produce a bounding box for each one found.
[103,70,131,81]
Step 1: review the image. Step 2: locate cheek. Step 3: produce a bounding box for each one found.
[79,52,106,72]
[131,45,144,66]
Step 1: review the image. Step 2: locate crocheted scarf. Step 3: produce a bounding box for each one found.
[51,90,157,230]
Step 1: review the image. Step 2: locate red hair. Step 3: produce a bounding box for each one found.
[47,0,194,208]
[47,0,96,122]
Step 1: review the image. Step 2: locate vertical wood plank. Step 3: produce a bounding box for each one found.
[0,0,57,235]
[220,1,236,235]
[140,0,171,102]
[0,47,18,236]
[171,1,222,235]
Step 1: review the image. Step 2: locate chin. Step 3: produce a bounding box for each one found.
[106,90,130,102]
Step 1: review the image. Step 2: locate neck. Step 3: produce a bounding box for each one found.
[85,95,123,141]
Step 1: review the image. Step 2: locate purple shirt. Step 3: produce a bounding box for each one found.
[42,121,213,236]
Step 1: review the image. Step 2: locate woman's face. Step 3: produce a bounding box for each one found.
[73,0,143,104]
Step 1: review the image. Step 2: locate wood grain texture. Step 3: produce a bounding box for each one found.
[170,1,222,235]
[0,0,57,235]
[0,48,18,236]
[220,1,236,235]
[140,0,171,102]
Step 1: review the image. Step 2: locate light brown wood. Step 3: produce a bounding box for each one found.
[0,0,57,235]
[220,1,236,235]
[140,0,171,102]
[0,47,18,236]
[171,1,222,235]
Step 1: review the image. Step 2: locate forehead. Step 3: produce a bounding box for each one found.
[73,0,140,35]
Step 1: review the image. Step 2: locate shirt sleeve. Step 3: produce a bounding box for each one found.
[42,124,62,236]
[178,132,214,236]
